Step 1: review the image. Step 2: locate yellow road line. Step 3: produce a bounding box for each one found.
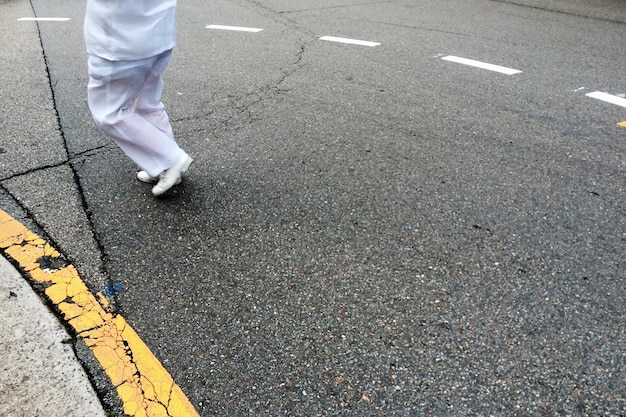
[0,209,199,417]
[618,121,626,128]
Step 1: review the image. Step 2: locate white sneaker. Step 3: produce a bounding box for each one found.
[137,171,182,185]
[136,171,158,183]
[151,152,193,196]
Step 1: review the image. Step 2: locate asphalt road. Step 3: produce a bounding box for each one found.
[2,0,625,415]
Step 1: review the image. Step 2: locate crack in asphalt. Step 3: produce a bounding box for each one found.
[28,0,113,303]
[214,39,312,135]
[0,209,198,416]
[270,0,397,15]
[489,0,626,23]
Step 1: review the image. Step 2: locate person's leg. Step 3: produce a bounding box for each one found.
[129,50,194,194]
[87,53,184,178]
[131,50,175,141]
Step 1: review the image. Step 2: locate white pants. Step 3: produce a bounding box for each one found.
[87,49,183,177]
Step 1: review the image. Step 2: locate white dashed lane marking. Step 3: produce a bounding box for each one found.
[18,17,71,21]
[207,25,263,32]
[319,36,380,47]
[441,55,522,75]
[586,91,626,108]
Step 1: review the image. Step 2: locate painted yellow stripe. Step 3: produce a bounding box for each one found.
[0,209,199,417]
[618,121,626,128]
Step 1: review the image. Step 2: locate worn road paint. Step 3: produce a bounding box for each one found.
[441,55,522,75]
[206,24,263,32]
[17,17,71,21]
[319,36,380,47]
[586,91,626,108]
[0,209,199,417]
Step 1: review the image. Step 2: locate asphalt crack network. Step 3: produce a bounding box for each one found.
[28,0,116,315]
[215,39,311,134]
[489,0,626,24]
[269,0,397,15]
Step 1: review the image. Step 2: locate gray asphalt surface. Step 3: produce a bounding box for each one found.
[1,0,625,415]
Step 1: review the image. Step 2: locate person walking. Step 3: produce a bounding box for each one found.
[84,0,193,196]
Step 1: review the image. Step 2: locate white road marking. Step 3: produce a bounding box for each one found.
[441,55,522,75]
[319,36,380,47]
[586,91,626,108]
[206,25,263,32]
[17,17,71,21]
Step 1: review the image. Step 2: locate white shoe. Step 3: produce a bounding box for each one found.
[137,171,182,185]
[136,171,158,183]
[151,152,193,196]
